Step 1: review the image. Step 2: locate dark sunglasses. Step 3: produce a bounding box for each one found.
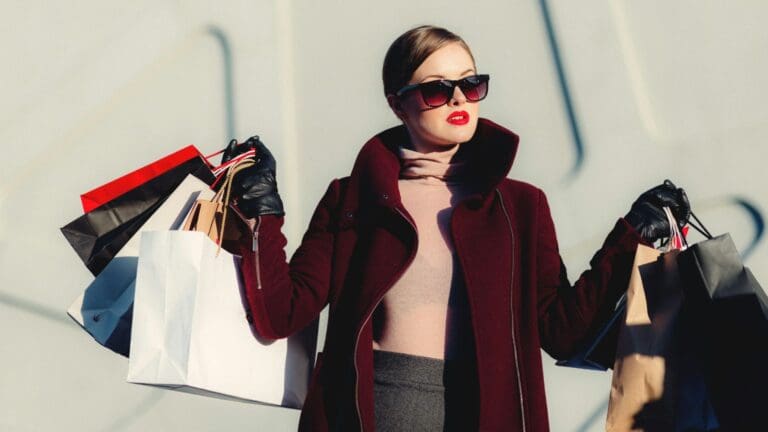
[395,74,490,108]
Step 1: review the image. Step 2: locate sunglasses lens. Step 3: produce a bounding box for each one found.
[420,81,452,107]
[460,76,488,101]
[413,75,489,107]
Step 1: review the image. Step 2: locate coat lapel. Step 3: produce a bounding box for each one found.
[339,117,521,319]
[341,117,520,213]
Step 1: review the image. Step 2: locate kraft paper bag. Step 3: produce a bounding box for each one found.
[606,244,683,431]
[607,244,719,431]
[182,156,254,253]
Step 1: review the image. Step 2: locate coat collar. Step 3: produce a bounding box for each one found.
[341,117,520,215]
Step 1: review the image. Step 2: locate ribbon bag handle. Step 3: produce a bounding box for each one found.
[662,206,688,252]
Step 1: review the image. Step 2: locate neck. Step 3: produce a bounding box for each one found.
[402,139,462,162]
[408,141,460,155]
[405,129,461,155]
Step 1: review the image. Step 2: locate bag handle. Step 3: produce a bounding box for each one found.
[211,148,256,176]
[215,158,255,253]
[687,210,713,239]
[181,155,255,255]
[662,206,687,251]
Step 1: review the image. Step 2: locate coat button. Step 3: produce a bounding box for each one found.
[381,193,389,200]
[345,211,354,219]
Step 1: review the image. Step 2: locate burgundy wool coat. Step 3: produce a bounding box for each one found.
[237,117,646,431]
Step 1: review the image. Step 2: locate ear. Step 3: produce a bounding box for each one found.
[386,94,407,121]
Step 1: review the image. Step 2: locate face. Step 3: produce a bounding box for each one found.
[387,42,481,153]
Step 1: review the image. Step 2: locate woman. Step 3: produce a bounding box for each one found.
[225,25,690,432]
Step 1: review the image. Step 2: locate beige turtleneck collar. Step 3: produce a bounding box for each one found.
[397,143,469,185]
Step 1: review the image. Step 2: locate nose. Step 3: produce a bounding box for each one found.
[449,85,467,106]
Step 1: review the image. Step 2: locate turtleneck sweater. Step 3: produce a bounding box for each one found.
[371,142,478,361]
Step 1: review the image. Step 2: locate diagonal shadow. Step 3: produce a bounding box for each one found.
[206,25,237,141]
[537,0,586,181]
[575,398,609,432]
[0,290,73,327]
[102,390,166,432]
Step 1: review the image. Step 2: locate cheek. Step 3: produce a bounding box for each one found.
[465,102,480,119]
[401,93,428,114]
[414,110,446,135]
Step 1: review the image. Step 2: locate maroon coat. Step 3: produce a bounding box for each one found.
[238,118,645,431]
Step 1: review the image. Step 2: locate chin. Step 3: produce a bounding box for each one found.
[443,124,477,144]
[412,121,478,148]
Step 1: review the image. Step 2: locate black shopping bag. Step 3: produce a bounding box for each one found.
[60,157,215,275]
[677,232,768,431]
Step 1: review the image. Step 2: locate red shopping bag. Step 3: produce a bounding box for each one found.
[80,145,209,212]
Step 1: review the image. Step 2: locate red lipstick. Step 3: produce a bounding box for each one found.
[447,110,469,125]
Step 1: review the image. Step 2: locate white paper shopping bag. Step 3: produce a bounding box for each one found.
[127,230,316,408]
[67,175,214,356]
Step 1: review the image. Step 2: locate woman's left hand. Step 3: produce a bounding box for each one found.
[624,179,691,242]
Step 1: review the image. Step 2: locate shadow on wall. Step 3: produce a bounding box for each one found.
[537,0,585,181]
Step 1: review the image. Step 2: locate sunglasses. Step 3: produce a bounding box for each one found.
[395,74,490,108]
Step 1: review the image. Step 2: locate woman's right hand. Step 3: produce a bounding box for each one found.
[222,135,285,218]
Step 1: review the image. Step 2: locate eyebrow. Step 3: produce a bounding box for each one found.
[419,68,475,83]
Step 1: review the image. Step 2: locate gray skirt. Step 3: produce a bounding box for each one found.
[373,349,479,431]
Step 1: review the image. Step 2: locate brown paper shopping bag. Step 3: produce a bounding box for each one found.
[183,157,255,253]
[606,243,684,431]
[606,206,721,431]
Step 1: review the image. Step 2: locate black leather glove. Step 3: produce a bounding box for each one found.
[625,179,691,243]
[221,135,285,218]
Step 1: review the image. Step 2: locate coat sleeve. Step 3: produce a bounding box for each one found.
[237,178,341,339]
[535,188,648,360]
